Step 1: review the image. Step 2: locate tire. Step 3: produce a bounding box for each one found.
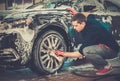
[31,30,68,74]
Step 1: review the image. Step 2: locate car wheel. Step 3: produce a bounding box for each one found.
[31,30,68,74]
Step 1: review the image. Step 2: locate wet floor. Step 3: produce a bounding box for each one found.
[0,57,120,81]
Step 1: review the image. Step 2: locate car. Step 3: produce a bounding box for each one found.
[0,0,120,75]
[0,9,73,74]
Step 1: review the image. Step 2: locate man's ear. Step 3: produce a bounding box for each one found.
[81,22,86,26]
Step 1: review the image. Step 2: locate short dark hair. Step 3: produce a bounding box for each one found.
[71,13,87,24]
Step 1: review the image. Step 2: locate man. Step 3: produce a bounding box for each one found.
[55,10,119,75]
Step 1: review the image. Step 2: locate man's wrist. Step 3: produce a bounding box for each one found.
[60,51,64,56]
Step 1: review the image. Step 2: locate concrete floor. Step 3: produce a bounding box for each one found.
[0,57,120,81]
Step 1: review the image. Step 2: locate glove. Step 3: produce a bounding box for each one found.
[55,50,64,56]
[66,7,77,15]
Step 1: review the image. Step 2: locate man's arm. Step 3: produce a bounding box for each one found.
[55,50,84,59]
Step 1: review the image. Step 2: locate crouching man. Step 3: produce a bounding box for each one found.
[55,9,119,75]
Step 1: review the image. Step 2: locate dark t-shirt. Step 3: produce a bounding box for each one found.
[73,15,119,54]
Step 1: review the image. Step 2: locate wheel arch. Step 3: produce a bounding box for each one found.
[32,23,72,54]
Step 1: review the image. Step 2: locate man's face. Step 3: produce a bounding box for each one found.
[72,21,85,32]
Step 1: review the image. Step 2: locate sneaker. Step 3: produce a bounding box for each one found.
[96,63,113,75]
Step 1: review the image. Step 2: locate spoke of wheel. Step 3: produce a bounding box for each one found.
[42,42,49,49]
[47,37,52,49]
[50,58,54,69]
[46,59,51,69]
[46,57,54,69]
[55,38,62,49]
[54,59,59,67]
[41,47,49,53]
[54,37,59,47]
[42,56,50,64]
[41,54,49,60]
[51,35,55,47]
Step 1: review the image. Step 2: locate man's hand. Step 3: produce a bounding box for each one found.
[66,7,77,15]
[55,50,64,56]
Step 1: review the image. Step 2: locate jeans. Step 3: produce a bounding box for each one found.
[83,44,117,69]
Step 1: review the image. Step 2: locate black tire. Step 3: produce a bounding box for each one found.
[31,30,68,74]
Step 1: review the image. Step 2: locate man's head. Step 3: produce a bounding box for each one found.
[72,13,87,32]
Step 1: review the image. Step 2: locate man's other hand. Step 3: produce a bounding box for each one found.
[66,7,77,15]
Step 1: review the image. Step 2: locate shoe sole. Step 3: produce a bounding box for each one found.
[96,69,113,75]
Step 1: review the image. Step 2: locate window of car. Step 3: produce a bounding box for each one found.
[104,1,120,12]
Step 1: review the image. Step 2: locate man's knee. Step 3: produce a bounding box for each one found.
[83,46,95,55]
